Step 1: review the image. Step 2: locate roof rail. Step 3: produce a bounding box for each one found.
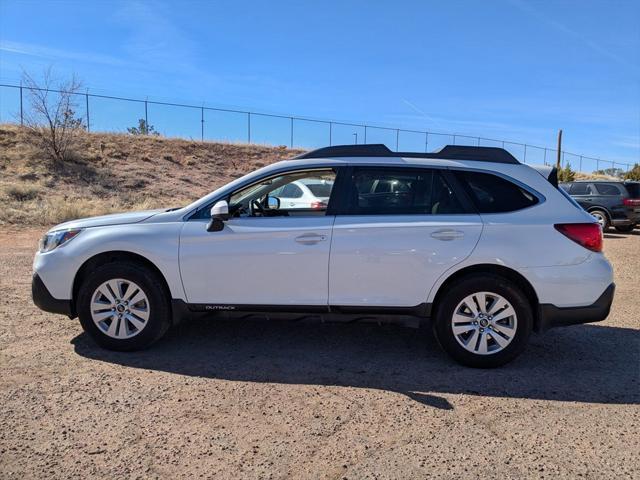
[293,144,520,164]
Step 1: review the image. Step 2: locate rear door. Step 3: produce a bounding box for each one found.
[328,166,482,308]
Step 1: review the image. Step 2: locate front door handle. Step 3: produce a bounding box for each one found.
[431,229,464,241]
[295,233,327,245]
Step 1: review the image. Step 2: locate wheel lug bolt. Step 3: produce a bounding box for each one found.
[480,328,484,333]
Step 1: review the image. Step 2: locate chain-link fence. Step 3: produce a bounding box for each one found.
[0,82,634,174]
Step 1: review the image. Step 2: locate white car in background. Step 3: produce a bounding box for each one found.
[32,144,614,368]
[270,178,333,209]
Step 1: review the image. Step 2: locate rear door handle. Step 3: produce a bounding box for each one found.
[295,233,327,245]
[431,229,464,241]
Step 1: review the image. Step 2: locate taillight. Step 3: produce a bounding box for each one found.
[554,223,603,252]
[623,198,640,207]
[310,201,327,209]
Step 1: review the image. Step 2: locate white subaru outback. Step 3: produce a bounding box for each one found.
[32,144,614,367]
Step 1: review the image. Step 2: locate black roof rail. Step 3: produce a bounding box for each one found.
[293,143,520,164]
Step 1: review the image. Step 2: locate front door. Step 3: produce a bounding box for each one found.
[179,168,339,306]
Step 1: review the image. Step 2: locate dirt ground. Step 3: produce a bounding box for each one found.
[0,229,638,479]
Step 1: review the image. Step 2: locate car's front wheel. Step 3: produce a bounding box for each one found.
[433,274,533,368]
[76,262,171,351]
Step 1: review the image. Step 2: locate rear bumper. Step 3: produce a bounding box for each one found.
[611,217,639,226]
[32,273,74,317]
[611,209,640,226]
[537,283,615,332]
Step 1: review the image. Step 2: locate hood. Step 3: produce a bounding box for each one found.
[50,209,166,232]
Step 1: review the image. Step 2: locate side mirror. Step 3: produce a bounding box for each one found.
[207,200,229,232]
[266,195,280,210]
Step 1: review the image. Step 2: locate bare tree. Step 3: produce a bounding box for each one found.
[21,68,85,163]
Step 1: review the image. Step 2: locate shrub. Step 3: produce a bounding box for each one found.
[623,164,640,181]
[557,163,576,182]
[21,67,85,163]
[5,185,40,201]
[128,119,160,136]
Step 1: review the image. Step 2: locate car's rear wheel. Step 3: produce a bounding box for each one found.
[615,224,635,233]
[77,262,171,351]
[590,209,609,231]
[433,274,532,368]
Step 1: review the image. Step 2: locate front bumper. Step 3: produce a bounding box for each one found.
[32,273,74,317]
[537,283,615,332]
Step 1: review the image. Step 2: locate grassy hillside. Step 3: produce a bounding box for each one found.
[0,124,618,226]
[0,124,304,226]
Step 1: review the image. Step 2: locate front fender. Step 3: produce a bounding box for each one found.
[33,223,185,301]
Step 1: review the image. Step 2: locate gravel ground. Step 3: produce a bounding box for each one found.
[1,229,638,479]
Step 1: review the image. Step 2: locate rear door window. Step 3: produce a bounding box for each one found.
[455,171,539,213]
[346,168,466,215]
[594,183,621,195]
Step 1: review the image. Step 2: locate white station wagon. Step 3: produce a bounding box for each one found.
[32,144,614,367]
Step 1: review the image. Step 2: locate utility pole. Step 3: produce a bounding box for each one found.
[556,129,563,169]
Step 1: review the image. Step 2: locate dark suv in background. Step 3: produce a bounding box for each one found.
[560,181,640,232]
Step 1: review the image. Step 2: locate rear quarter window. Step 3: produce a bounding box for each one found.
[594,183,621,195]
[455,171,539,213]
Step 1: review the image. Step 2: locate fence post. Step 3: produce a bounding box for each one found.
[425,132,429,153]
[502,140,505,148]
[19,83,23,126]
[364,125,367,143]
[453,134,456,145]
[543,148,547,164]
[144,99,148,134]
[396,129,399,151]
[329,122,332,146]
[523,144,527,163]
[247,113,251,144]
[477,137,480,146]
[200,106,204,141]
[85,90,90,132]
[290,117,294,148]
[579,155,583,172]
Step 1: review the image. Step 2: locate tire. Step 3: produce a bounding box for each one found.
[615,224,635,233]
[589,209,610,231]
[76,262,171,351]
[432,274,533,368]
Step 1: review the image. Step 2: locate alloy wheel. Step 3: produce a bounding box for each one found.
[451,291,518,355]
[90,278,150,339]
[591,211,606,228]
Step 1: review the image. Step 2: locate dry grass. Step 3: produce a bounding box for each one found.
[0,124,304,226]
[1,123,618,226]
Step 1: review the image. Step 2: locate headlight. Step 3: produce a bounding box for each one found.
[38,229,82,253]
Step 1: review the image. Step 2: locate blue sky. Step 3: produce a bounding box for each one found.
[1,0,639,168]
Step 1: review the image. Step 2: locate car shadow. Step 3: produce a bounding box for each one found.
[72,318,640,410]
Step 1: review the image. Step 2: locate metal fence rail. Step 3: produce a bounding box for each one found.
[0,82,634,174]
